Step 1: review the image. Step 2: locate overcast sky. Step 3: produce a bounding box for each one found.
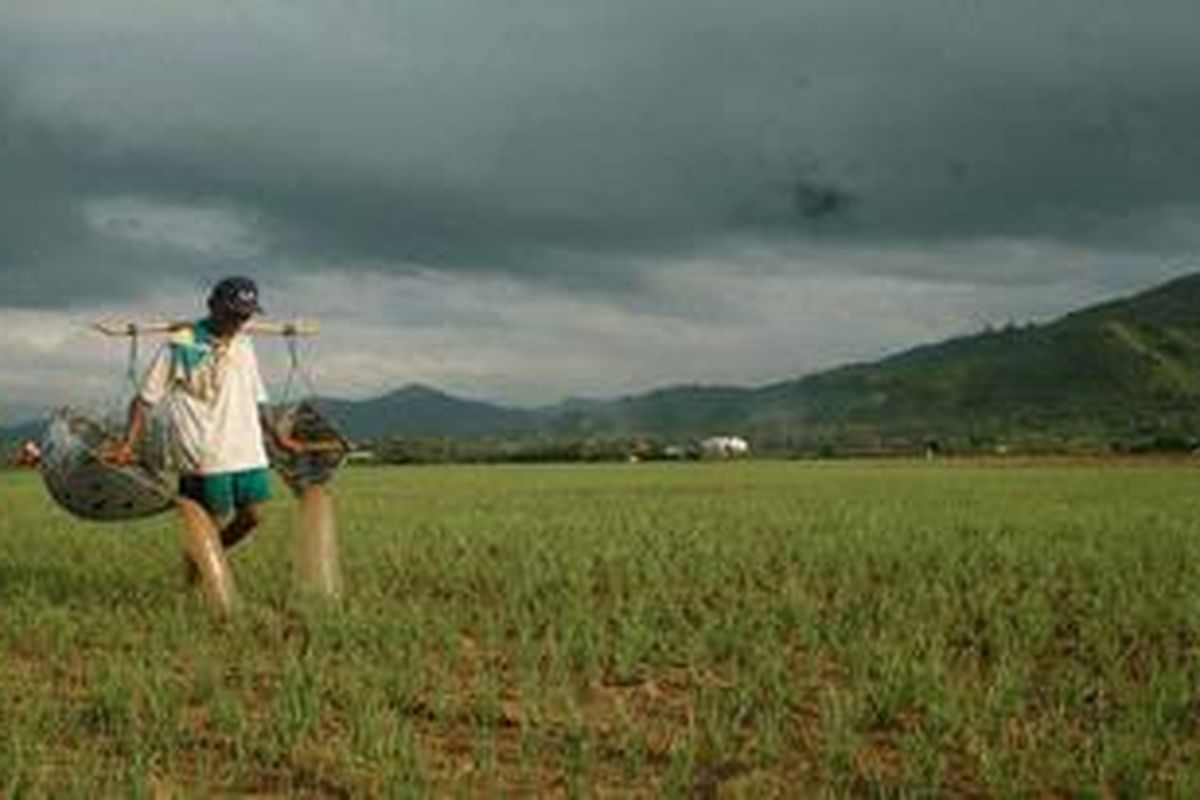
[2,1,1199,415]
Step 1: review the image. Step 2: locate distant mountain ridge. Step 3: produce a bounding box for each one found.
[309,271,1200,450]
[313,384,540,438]
[8,273,1200,452]
[744,271,1200,448]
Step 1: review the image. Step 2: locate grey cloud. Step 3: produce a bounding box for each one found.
[0,68,250,305]
[2,1,1200,307]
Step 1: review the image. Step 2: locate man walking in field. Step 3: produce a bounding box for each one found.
[105,276,305,616]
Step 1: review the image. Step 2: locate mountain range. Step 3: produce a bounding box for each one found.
[8,272,1200,453]
[302,271,1200,451]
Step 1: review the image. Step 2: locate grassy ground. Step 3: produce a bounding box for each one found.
[3,461,1200,797]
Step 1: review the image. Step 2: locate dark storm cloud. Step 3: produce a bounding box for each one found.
[0,73,99,301]
[0,65,247,305]
[2,1,1200,306]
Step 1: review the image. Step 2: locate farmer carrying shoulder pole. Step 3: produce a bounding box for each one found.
[103,277,306,617]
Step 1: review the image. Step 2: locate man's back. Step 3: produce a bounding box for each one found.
[138,318,269,474]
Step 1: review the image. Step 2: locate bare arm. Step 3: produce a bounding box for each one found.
[260,408,305,455]
[260,409,345,455]
[101,397,150,466]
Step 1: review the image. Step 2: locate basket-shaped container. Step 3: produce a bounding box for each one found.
[266,401,350,495]
[39,408,176,522]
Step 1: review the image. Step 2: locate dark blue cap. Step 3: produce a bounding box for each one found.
[208,276,263,317]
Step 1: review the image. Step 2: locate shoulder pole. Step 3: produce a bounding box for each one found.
[92,319,320,337]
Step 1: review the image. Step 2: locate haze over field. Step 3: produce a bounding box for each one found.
[2,2,1199,411]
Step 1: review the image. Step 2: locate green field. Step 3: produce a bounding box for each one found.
[4,461,1200,797]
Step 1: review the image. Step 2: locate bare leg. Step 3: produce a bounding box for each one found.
[177,497,237,618]
[184,504,262,585]
[295,485,342,600]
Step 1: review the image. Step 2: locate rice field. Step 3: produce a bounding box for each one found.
[3,460,1200,797]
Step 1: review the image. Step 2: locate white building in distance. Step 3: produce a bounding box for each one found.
[699,436,750,458]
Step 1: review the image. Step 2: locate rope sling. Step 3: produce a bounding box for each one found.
[265,327,350,495]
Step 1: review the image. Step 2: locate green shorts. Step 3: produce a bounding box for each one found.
[179,468,272,518]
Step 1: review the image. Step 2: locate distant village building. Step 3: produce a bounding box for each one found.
[700,435,750,459]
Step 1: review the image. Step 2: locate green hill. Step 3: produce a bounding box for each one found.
[307,271,1200,453]
[743,272,1200,452]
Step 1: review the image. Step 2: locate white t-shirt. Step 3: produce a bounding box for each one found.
[138,319,270,475]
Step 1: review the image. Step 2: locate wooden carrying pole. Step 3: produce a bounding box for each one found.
[92,319,320,337]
